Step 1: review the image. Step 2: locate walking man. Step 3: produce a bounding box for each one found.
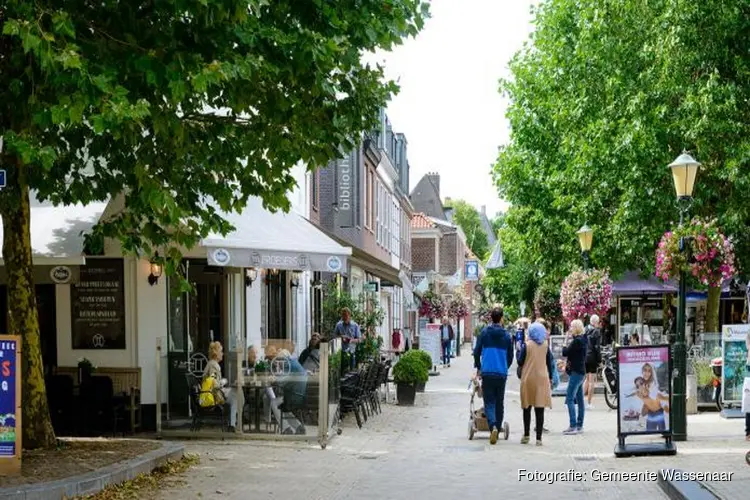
[473,306,514,444]
[441,317,455,367]
[334,307,361,370]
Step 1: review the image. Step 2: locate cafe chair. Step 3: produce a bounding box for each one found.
[185,373,226,440]
[80,375,127,437]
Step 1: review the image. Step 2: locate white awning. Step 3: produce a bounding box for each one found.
[0,197,107,265]
[201,197,351,272]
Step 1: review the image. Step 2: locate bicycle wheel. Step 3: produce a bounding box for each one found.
[604,384,618,410]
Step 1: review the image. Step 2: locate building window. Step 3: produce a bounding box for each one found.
[393,288,402,330]
[311,170,319,210]
[265,270,287,340]
[376,182,382,245]
[312,272,322,335]
[365,169,373,230]
[392,200,400,258]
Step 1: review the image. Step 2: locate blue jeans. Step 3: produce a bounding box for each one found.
[646,409,666,431]
[442,340,451,365]
[482,375,507,431]
[566,372,585,429]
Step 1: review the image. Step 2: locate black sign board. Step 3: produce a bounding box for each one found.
[71,259,126,349]
[614,344,676,457]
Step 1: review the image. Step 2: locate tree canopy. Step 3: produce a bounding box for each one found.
[444,199,489,260]
[1,0,429,448]
[493,0,750,306]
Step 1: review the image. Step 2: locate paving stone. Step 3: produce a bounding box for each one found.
[157,349,748,500]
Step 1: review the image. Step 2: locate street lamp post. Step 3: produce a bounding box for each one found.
[669,151,700,443]
[577,225,594,270]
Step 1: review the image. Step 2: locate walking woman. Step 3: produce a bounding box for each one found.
[518,321,554,445]
[562,319,587,434]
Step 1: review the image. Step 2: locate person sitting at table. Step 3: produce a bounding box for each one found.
[203,341,238,432]
[264,349,308,434]
[243,345,258,371]
[299,334,321,372]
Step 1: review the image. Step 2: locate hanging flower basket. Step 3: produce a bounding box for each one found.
[418,290,445,320]
[655,218,735,287]
[447,295,469,319]
[560,269,613,323]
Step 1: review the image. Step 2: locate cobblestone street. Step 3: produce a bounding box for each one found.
[159,348,749,499]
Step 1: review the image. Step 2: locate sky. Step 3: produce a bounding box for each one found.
[371,0,537,218]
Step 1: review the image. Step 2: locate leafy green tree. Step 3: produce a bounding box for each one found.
[493,0,750,333]
[445,199,490,259]
[1,0,428,448]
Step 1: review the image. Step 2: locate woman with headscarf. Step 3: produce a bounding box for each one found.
[517,321,554,445]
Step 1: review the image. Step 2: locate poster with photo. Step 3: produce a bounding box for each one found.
[721,324,750,404]
[617,345,671,436]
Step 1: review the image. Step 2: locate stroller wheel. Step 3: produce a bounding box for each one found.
[503,421,510,440]
[468,420,475,440]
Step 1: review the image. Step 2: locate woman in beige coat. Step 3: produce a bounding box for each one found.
[518,321,554,445]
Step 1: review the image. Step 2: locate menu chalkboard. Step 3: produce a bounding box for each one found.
[71,259,126,349]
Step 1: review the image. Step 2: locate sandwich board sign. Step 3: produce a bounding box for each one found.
[0,335,21,475]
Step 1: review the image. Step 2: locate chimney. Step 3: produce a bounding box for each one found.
[426,172,440,197]
[481,205,486,215]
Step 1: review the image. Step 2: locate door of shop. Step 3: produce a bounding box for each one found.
[167,261,226,417]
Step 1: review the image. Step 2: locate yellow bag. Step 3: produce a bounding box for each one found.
[199,377,216,407]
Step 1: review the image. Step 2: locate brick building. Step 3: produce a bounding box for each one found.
[309,110,415,346]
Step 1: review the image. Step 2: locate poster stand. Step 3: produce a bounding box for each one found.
[419,323,443,377]
[0,335,22,476]
[613,344,677,458]
[719,324,749,419]
[548,336,568,397]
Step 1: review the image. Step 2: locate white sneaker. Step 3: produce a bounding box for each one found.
[586,403,594,410]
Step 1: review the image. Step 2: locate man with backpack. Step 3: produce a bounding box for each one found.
[583,315,602,409]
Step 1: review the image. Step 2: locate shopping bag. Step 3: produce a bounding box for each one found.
[741,377,750,414]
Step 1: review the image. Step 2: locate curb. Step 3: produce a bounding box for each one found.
[657,469,721,500]
[0,441,185,500]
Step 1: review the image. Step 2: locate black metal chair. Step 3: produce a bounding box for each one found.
[47,374,75,435]
[185,373,226,439]
[340,364,369,428]
[79,375,127,437]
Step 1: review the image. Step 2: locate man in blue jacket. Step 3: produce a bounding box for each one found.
[473,306,514,444]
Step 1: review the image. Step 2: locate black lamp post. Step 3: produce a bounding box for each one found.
[669,151,700,442]
[577,225,594,270]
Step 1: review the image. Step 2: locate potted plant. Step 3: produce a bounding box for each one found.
[392,351,429,406]
[77,357,95,384]
[692,359,714,404]
[413,350,433,392]
[418,290,445,323]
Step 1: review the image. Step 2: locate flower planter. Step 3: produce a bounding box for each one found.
[397,383,418,406]
[416,381,426,393]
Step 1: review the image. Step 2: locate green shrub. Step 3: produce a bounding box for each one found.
[393,350,429,385]
[414,350,433,371]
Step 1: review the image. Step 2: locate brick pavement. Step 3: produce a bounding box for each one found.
[158,349,749,499]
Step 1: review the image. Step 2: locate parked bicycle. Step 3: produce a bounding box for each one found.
[600,345,618,410]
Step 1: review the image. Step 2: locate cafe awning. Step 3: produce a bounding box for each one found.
[0,195,107,265]
[201,197,351,272]
[612,271,678,295]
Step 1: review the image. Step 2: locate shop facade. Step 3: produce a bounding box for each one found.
[3,191,351,431]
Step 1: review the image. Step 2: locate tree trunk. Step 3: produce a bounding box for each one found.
[0,159,56,449]
[705,286,721,334]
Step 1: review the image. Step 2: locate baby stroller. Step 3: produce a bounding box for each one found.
[468,378,509,441]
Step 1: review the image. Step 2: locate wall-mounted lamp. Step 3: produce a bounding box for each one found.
[290,271,301,288]
[148,253,163,286]
[245,268,258,287]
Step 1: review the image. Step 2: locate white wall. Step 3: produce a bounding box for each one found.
[246,278,263,356]
[133,256,168,406]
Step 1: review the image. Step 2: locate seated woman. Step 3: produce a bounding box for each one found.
[264,349,309,434]
[203,341,238,432]
[243,345,258,371]
[299,334,322,373]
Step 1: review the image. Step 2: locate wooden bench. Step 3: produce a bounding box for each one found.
[55,366,142,433]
